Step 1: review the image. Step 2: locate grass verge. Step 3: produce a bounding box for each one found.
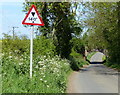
[104,62,120,71]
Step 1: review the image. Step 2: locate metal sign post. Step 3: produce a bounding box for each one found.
[30,26,34,78]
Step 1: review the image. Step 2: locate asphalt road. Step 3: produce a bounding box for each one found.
[90,52,105,62]
[67,52,118,93]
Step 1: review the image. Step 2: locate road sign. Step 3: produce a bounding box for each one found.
[22,5,44,26]
[22,5,44,78]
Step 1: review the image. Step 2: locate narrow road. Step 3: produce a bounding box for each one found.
[90,52,104,62]
[67,52,118,93]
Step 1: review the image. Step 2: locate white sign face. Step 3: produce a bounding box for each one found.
[22,5,44,26]
[25,8,42,24]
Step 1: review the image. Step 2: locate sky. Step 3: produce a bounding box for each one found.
[0,1,88,39]
[0,1,32,39]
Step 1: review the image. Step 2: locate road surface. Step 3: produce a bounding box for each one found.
[67,52,118,93]
[90,52,105,62]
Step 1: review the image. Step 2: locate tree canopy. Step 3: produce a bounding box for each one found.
[83,2,120,65]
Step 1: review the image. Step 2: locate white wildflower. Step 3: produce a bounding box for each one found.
[15,50,19,53]
[2,53,4,56]
[20,58,23,61]
[35,65,38,69]
[43,65,46,68]
[38,61,42,64]
[15,57,18,60]
[41,73,44,75]
[47,85,49,88]
[44,80,47,83]
[9,52,12,54]
[19,62,23,65]
[40,63,44,66]
[39,68,42,70]
[40,78,43,81]
[9,56,12,58]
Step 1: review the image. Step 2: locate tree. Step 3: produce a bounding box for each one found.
[83,2,120,65]
[23,2,82,59]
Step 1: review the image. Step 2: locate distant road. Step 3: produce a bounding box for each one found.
[67,52,118,93]
[90,52,104,62]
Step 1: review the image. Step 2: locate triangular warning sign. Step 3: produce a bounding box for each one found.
[22,5,44,26]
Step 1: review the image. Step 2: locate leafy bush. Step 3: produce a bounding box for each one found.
[69,49,89,71]
[68,38,89,71]
[33,36,56,58]
[2,34,29,56]
[71,38,85,56]
[2,34,56,58]
[104,61,120,71]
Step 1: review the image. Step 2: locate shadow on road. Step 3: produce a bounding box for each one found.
[86,58,106,64]
[90,62,104,64]
[80,60,118,76]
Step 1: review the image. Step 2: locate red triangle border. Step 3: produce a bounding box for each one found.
[22,5,44,26]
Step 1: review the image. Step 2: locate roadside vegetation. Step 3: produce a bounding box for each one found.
[2,51,71,93]
[102,55,106,61]
[2,34,87,93]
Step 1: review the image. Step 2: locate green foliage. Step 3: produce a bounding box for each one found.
[102,55,106,61]
[71,38,85,56]
[2,34,29,55]
[68,37,89,71]
[69,49,89,71]
[104,62,120,71]
[33,36,56,57]
[83,2,120,66]
[2,34,56,58]
[49,2,73,58]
